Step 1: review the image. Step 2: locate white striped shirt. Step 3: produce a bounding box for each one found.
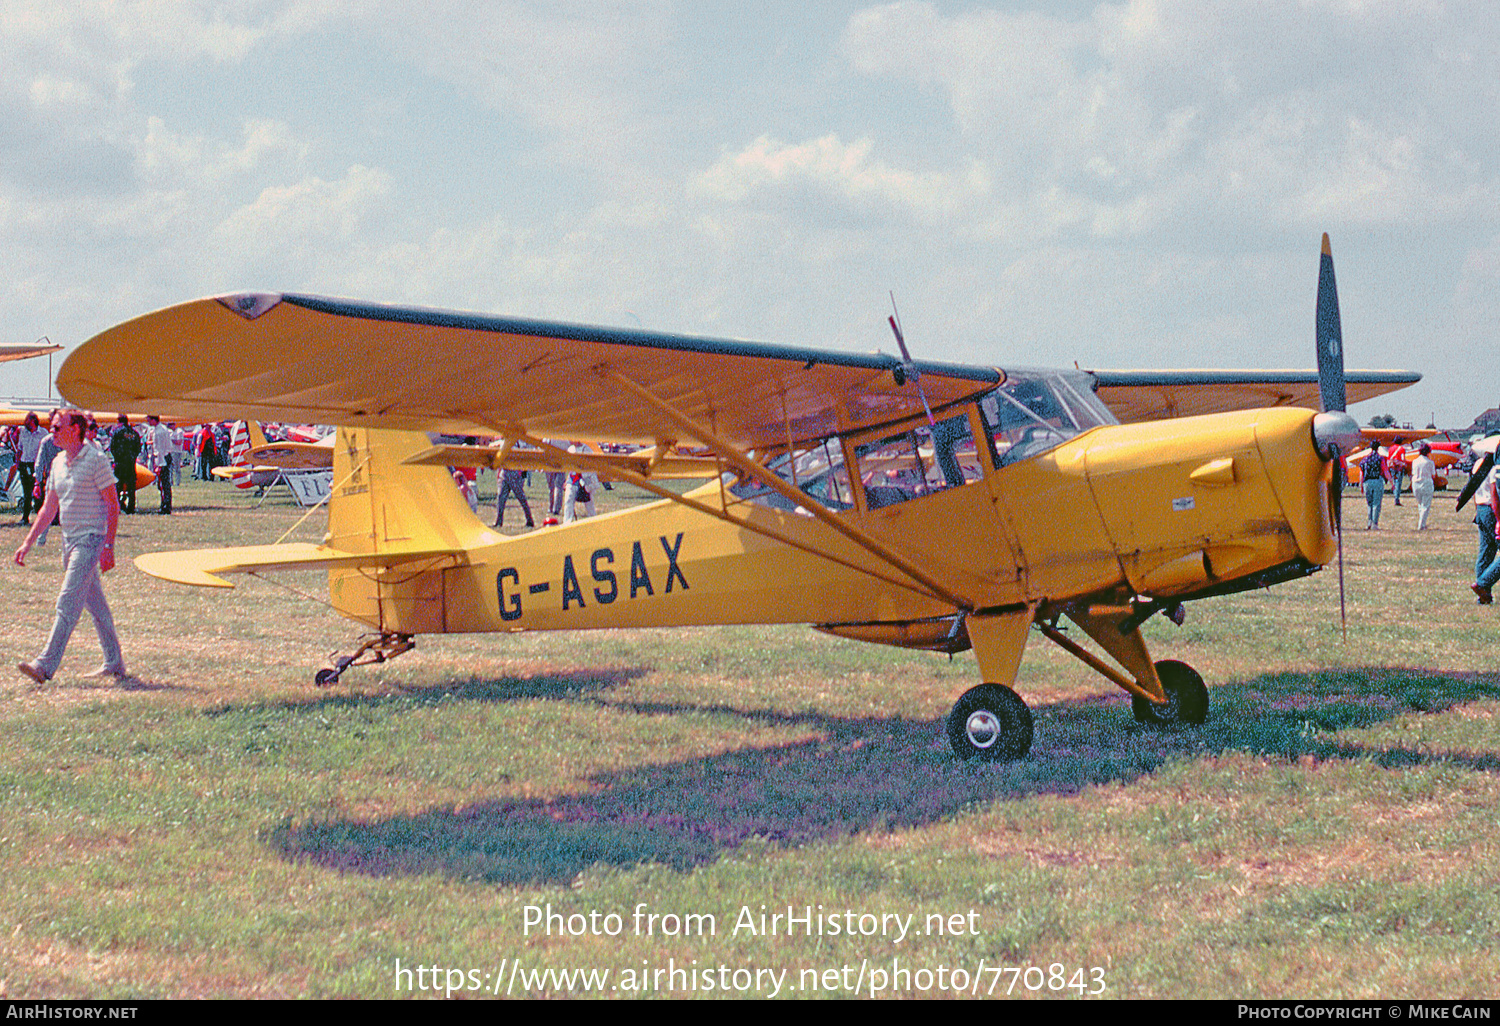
[48,445,117,534]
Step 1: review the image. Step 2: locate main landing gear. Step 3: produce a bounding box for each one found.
[1131,659,1209,726]
[947,684,1034,762]
[946,659,1209,762]
[314,631,415,686]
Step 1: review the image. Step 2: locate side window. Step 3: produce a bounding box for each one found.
[725,437,854,513]
[854,413,979,509]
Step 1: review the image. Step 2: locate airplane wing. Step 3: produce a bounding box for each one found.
[0,341,61,364]
[58,294,1000,451]
[135,542,463,588]
[1089,369,1421,423]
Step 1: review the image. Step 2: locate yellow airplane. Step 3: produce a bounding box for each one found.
[58,239,1417,760]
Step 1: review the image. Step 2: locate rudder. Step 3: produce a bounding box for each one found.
[326,427,488,632]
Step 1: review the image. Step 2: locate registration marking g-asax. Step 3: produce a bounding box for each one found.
[498,533,689,621]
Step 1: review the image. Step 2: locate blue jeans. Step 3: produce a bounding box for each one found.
[1364,479,1384,527]
[1478,505,1499,584]
[34,532,124,677]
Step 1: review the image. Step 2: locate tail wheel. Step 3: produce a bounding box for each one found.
[947,684,1033,762]
[1132,659,1209,726]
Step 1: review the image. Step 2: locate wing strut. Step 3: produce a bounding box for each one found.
[596,367,973,610]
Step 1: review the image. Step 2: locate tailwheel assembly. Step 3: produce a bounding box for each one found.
[315,631,415,686]
[1131,659,1209,726]
[947,684,1034,762]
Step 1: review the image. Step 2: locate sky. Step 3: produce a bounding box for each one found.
[1,0,1496,429]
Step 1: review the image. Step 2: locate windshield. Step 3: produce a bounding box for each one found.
[980,370,1115,467]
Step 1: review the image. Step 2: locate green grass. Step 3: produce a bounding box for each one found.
[1,475,1498,998]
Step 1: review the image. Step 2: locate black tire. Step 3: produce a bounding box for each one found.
[1132,659,1209,726]
[947,684,1033,761]
[314,667,340,687]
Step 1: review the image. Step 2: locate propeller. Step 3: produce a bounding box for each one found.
[888,294,936,427]
[1455,436,1499,511]
[1310,234,1364,640]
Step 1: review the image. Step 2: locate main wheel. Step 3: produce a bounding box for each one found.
[947,684,1034,761]
[1132,659,1209,726]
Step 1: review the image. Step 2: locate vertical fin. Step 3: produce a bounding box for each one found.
[326,427,491,633]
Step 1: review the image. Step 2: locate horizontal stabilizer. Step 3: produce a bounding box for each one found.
[211,464,277,479]
[135,543,464,588]
[404,444,720,480]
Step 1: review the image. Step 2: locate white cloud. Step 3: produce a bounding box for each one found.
[214,164,394,259]
[694,134,988,221]
[134,117,310,187]
[353,0,676,169]
[0,1,1495,427]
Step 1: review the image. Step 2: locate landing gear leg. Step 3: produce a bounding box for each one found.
[1131,659,1209,726]
[315,632,415,686]
[947,684,1034,761]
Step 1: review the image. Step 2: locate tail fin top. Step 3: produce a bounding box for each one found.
[327,427,493,556]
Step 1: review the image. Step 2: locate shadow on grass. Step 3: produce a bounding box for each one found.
[204,667,648,718]
[38,675,199,693]
[264,665,1500,885]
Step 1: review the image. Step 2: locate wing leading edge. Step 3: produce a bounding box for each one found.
[1090,369,1422,423]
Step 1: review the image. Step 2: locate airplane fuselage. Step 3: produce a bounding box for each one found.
[325,401,1333,643]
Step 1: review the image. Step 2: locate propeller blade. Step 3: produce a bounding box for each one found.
[1316,233,1347,414]
[1456,452,1494,512]
[1316,234,1351,641]
[888,295,936,426]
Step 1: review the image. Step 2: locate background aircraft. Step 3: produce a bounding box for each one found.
[244,421,335,469]
[58,239,1417,761]
[214,420,335,493]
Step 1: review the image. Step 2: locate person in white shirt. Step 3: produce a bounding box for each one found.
[145,415,173,514]
[15,411,45,525]
[1410,444,1436,531]
[13,410,125,682]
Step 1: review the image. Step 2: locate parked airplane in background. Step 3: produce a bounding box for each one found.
[245,421,335,469]
[58,237,1417,760]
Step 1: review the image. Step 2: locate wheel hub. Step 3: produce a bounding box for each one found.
[965,710,1001,749]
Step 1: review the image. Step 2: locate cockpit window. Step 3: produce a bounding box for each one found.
[724,437,854,513]
[854,413,981,509]
[720,370,1114,513]
[980,370,1115,467]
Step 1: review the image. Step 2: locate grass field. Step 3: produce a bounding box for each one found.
[2,473,1498,999]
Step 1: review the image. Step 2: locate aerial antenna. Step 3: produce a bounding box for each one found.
[887,293,934,426]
